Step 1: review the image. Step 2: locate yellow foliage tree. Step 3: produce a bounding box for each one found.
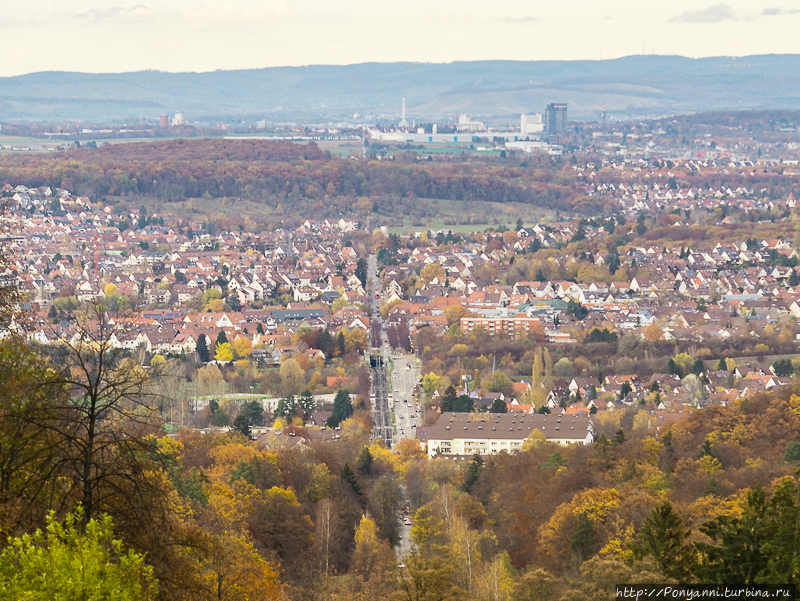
[643,323,664,342]
[394,438,426,465]
[790,394,800,417]
[641,437,664,466]
[632,410,653,432]
[351,515,388,580]
[207,298,224,312]
[308,371,324,391]
[538,488,621,565]
[331,297,347,314]
[380,299,402,320]
[444,305,472,326]
[198,531,282,601]
[342,328,367,354]
[599,517,637,561]
[215,342,234,362]
[474,552,515,601]
[280,358,305,394]
[420,263,445,284]
[369,440,403,476]
[522,428,547,451]
[233,337,252,359]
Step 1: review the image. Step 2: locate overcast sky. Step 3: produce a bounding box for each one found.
[3,0,800,76]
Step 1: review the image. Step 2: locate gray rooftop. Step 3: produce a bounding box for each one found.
[425,412,593,441]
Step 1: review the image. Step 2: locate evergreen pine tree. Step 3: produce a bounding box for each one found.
[318,330,333,359]
[633,501,694,581]
[454,395,474,413]
[441,385,458,412]
[232,414,251,438]
[699,437,714,458]
[297,390,316,420]
[356,447,373,476]
[341,462,362,496]
[275,394,296,418]
[569,513,597,563]
[667,358,682,377]
[328,388,352,427]
[695,487,770,584]
[196,335,210,363]
[761,472,800,583]
[490,398,507,413]
[355,258,367,287]
[464,454,484,492]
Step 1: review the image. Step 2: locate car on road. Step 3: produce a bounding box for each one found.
[404,518,412,525]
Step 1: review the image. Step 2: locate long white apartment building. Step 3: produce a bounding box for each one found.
[417,412,594,458]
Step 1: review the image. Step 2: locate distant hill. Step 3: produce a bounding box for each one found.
[4,55,800,122]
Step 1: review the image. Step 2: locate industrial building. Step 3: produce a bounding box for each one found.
[521,113,544,135]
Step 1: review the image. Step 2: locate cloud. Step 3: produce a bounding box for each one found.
[73,4,152,22]
[669,4,736,23]
[419,10,460,24]
[760,7,800,16]
[183,1,297,25]
[499,16,541,24]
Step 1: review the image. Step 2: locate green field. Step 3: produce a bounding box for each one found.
[382,198,558,234]
[0,136,61,151]
[109,193,559,234]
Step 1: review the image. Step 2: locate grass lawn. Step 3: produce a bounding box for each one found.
[110,192,560,233]
[383,198,560,234]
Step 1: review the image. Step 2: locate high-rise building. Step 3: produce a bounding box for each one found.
[520,113,543,135]
[545,103,567,134]
[159,114,169,128]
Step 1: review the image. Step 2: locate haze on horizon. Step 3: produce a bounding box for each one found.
[3,0,800,77]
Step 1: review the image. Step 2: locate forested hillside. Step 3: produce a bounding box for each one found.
[6,55,800,120]
[0,139,593,214]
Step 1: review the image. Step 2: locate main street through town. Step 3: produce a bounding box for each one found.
[390,356,420,445]
[367,254,419,559]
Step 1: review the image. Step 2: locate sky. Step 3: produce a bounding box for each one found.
[3,0,800,76]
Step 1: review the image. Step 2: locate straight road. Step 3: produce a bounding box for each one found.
[390,355,421,445]
[367,254,417,558]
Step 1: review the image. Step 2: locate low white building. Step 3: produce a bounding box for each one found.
[419,412,594,458]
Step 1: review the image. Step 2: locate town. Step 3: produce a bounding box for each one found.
[5,124,800,442]
[2,114,800,599]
